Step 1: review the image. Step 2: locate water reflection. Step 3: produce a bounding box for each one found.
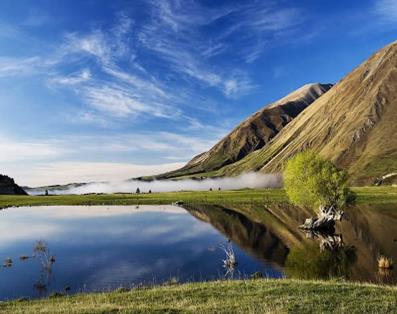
[285,231,356,280]
[0,205,274,300]
[221,241,238,278]
[184,204,289,268]
[32,241,56,297]
[187,202,397,284]
[0,202,396,300]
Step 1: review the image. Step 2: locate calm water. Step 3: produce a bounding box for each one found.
[0,205,282,300]
[1,203,396,301]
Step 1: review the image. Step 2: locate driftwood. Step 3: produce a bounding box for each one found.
[303,230,343,251]
[299,205,344,231]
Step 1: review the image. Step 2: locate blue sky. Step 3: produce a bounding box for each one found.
[1,0,396,186]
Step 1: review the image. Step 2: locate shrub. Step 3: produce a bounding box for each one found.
[283,151,350,211]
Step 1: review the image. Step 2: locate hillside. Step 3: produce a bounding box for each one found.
[155,83,332,179]
[217,40,397,184]
[0,175,27,195]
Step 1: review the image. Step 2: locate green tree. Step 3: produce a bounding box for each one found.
[283,151,350,211]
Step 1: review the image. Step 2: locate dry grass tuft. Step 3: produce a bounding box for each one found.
[378,255,393,269]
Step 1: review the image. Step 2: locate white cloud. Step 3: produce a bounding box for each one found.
[63,31,111,64]
[0,130,221,186]
[66,111,111,127]
[49,68,91,85]
[242,7,302,32]
[0,135,64,162]
[49,18,185,122]
[138,1,256,97]
[376,0,397,22]
[0,56,43,77]
[6,161,185,186]
[82,83,177,118]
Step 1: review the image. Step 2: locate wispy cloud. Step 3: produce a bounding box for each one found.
[82,83,177,118]
[375,0,397,22]
[46,18,182,120]
[220,4,304,63]
[0,135,65,162]
[1,130,221,185]
[0,130,220,165]
[0,3,306,125]
[138,0,256,97]
[49,68,91,85]
[0,56,45,77]
[6,161,185,187]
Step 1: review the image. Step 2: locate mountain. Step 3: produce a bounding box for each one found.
[154,40,397,185]
[217,40,397,185]
[0,175,27,195]
[155,83,332,179]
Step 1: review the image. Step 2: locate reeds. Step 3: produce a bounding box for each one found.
[378,255,393,269]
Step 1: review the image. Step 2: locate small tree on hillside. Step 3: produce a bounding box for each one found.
[283,151,350,230]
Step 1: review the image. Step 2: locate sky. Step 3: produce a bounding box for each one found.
[0,0,397,186]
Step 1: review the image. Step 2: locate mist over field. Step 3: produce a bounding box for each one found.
[29,173,283,195]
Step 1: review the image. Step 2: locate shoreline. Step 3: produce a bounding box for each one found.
[0,186,396,210]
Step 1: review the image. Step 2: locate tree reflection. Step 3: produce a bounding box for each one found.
[285,232,356,280]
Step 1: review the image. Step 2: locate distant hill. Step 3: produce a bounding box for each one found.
[23,182,90,195]
[0,175,27,195]
[155,83,332,180]
[153,40,397,185]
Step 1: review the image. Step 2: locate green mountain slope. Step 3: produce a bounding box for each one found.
[218,40,397,184]
[155,83,332,179]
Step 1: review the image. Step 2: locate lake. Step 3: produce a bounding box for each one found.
[0,203,396,300]
[0,205,282,300]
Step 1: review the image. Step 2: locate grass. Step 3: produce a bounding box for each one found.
[1,279,397,313]
[0,186,396,209]
[0,189,287,209]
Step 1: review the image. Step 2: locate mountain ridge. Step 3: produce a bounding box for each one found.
[155,83,332,180]
[215,40,397,184]
[153,40,397,185]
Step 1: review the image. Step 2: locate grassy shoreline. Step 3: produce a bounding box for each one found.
[1,279,397,313]
[0,186,396,209]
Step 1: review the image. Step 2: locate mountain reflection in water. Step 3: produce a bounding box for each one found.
[186,202,397,285]
[0,203,396,300]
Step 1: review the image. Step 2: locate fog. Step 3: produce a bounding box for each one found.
[32,172,283,195]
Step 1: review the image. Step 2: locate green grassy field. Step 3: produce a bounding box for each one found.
[1,279,397,314]
[0,186,396,209]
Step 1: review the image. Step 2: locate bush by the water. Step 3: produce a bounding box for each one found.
[283,151,350,211]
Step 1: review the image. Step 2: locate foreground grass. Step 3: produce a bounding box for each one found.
[0,186,396,209]
[1,279,397,313]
